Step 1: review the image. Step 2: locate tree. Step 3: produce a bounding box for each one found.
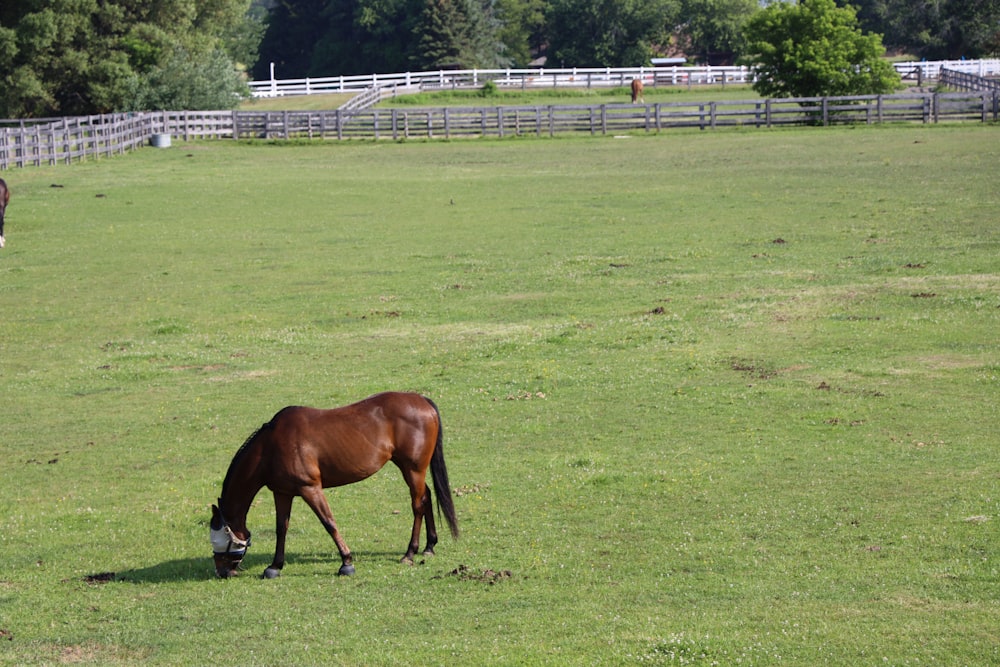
[494,0,547,66]
[545,0,680,67]
[679,0,759,65]
[741,0,900,99]
[253,0,335,79]
[410,0,507,70]
[313,0,424,75]
[0,0,259,117]
[851,0,1000,60]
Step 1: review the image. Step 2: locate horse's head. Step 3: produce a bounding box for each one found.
[210,503,251,578]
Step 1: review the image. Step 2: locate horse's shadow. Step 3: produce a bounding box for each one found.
[111,551,406,584]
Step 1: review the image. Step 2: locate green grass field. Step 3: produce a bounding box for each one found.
[1,125,998,665]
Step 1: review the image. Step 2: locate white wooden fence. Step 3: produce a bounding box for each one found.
[247,60,1000,98]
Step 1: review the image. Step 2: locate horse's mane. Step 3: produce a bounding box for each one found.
[220,421,271,499]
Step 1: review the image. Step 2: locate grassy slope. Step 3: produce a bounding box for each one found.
[0,125,998,665]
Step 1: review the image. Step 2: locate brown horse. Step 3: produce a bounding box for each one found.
[210,392,458,579]
[0,178,9,248]
[631,78,645,104]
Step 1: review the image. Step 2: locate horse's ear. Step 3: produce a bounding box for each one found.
[211,504,224,530]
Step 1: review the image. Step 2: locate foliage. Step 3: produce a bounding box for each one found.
[678,0,759,65]
[251,0,330,79]
[257,0,509,78]
[851,0,1000,59]
[494,0,548,66]
[742,0,900,99]
[123,46,250,111]
[1,127,999,664]
[478,79,499,96]
[544,0,680,67]
[411,0,508,70]
[0,0,260,117]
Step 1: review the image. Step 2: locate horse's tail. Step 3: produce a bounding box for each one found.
[425,397,459,539]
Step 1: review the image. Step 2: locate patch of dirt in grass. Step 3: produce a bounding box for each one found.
[206,369,278,383]
[169,364,226,372]
[453,483,488,497]
[504,390,546,401]
[439,564,513,584]
[728,357,777,379]
[53,641,150,665]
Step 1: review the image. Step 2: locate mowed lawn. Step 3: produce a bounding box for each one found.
[0,125,998,665]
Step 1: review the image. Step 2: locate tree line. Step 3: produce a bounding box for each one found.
[1,0,997,118]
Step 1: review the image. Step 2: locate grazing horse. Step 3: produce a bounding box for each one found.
[210,392,459,579]
[631,78,645,104]
[0,178,9,248]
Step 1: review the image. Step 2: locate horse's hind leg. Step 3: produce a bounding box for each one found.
[300,486,355,576]
[400,469,436,564]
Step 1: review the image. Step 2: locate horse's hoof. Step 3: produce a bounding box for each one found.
[262,567,281,579]
[401,556,414,566]
[338,564,355,576]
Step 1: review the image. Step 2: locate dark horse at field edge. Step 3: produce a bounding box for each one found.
[210,392,459,579]
[0,178,9,248]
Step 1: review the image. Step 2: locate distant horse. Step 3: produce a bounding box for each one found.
[210,392,459,579]
[631,78,645,104]
[0,178,9,248]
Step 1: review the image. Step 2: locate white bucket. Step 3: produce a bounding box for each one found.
[150,133,172,148]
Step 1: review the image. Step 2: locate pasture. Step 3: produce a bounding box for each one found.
[0,125,998,665]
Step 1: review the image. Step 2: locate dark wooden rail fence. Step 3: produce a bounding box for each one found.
[2,91,998,170]
[940,68,1000,93]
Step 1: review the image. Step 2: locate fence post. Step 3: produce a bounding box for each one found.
[63,118,72,164]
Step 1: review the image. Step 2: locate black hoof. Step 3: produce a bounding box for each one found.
[338,564,355,576]
[262,567,281,579]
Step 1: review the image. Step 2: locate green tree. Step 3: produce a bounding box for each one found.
[679,0,759,65]
[545,0,680,67]
[0,0,258,117]
[253,0,333,79]
[494,0,547,66]
[851,0,1000,59]
[741,0,900,99]
[302,0,425,77]
[411,0,507,69]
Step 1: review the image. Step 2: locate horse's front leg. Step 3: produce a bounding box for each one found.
[300,487,355,576]
[263,492,293,579]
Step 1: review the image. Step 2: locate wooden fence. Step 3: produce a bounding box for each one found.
[2,91,998,170]
[940,68,1000,92]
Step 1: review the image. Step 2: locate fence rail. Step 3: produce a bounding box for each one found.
[940,68,1000,92]
[2,91,998,170]
[247,60,1000,98]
